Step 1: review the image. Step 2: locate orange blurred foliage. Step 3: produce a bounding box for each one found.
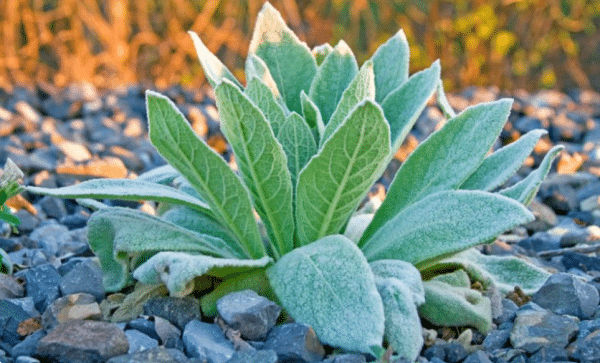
[0,0,599,92]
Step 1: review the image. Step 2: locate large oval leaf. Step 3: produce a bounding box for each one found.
[370,29,410,103]
[277,112,317,187]
[361,99,513,244]
[295,100,390,245]
[267,235,384,354]
[216,80,295,257]
[146,91,265,259]
[361,190,534,266]
[249,3,317,114]
[309,40,358,123]
[134,252,272,297]
[245,77,287,137]
[87,207,243,292]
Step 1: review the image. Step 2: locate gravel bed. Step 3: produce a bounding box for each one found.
[2,83,600,363]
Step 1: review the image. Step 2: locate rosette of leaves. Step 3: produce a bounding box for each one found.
[27,2,563,359]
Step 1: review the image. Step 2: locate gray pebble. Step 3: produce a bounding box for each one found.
[533,272,599,319]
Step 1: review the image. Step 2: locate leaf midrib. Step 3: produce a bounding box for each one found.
[154,103,258,259]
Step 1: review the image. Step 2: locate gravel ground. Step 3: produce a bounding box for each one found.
[2,83,600,363]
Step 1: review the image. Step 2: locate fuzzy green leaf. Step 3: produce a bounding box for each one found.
[436,79,457,118]
[296,100,390,245]
[216,80,295,256]
[382,61,441,156]
[267,235,385,354]
[420,248,551,295]
[309,40,358,123]
[188,31,241,88]
[499,145,564,206]
[245,77,287,137]
[0,208,20,227]
[371,29,410,103]
[320,61,375,146]
[361,99,513,243]
[249,3,317,114]
[312,43,333,65]
[161,207,240,252]
[146,91,265,259]
[375,277,423,361]
[361,190,534,265]
[344,214,374,244]
[300,91,324,139]
[27,179,212,216]
[0,248,12,274]
[87,207,243,292]
[461,130,548,191]
[419,270,493,333]
[370,259,425,306]
[277,112,317,186]
[134,252,272,297]
[245,53,284,106]
[136,165,180,185]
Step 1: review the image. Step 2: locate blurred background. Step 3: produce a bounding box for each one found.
[0,0,599,93]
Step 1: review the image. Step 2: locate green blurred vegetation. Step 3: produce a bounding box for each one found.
[0,0,599,92]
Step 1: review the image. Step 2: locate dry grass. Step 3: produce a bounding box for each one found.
[1,0,598,92]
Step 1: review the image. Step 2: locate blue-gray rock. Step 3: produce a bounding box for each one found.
[39,197,67,220]
[10,330,45,358]
[126,318,160,341]
[579,318,600,341]
[107,346,190,363]
[322,353,366,363]
[428,358,446,363]
[59,258,104,301]
[12,211,39,233]
[517,232,561,253]
[153,316,183,350]
[144,297,201,330]
[423,345,446,362]
[527,346,569,363]
[59,213,88,230]
[264,323,325,363]
[6,297,38,317]
[8,248,48,268]
[41,293,100,330]
[445,343,467,363]
[533,272,599,319]
[125,329,158,354]
[572,328,600,363]
[482,329,510,351]
[494,299,518,325]
[462,350,492,363]
[562,252,600,272]
[488,348,527,363]
[510,308,579,353]
[226,349,278,363]
[216,289,281,341]
[28,223,69,257]
[0,298,40,345]
[36,320,129,363]
[15,356,40,363]
[183,320,234,363]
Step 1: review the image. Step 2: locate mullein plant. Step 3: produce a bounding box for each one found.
[28,2,562,359]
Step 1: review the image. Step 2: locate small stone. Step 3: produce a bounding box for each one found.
[59,259,105,301]
[216,290,281,341]
[107,346,189,363]
[423,345,446,362]
[144,297,201,330]
[462,350,492,363]
[12,210,39,233]
[15,357,40,363]
[39,197,67,220]
[482,329,510,351]
[562,251,600,272]
[572,329,600,362]
[510,309,579,353]
[183,320,234,363]
[126,318,160,341]
[56,156,128,179]
[527,346,569,363]
[37,320,128,363]
[14,101,41,123]
[444,343,468,363]
[264,323,325,363]
[226,349,278,363]
[517,232,561,253]
[494,298,518,325]
[525,199,558,232]
[125,329,158,354]
[14,264,61,312]
[0,274,24,299]
[10,330,45,358]
[533,272,599,319]
[0,298,39,346]
[153,316,182,350]
[29,223,70,257]
[59,213,88,230]
[41,293,101,330]
[56,140,92,162]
